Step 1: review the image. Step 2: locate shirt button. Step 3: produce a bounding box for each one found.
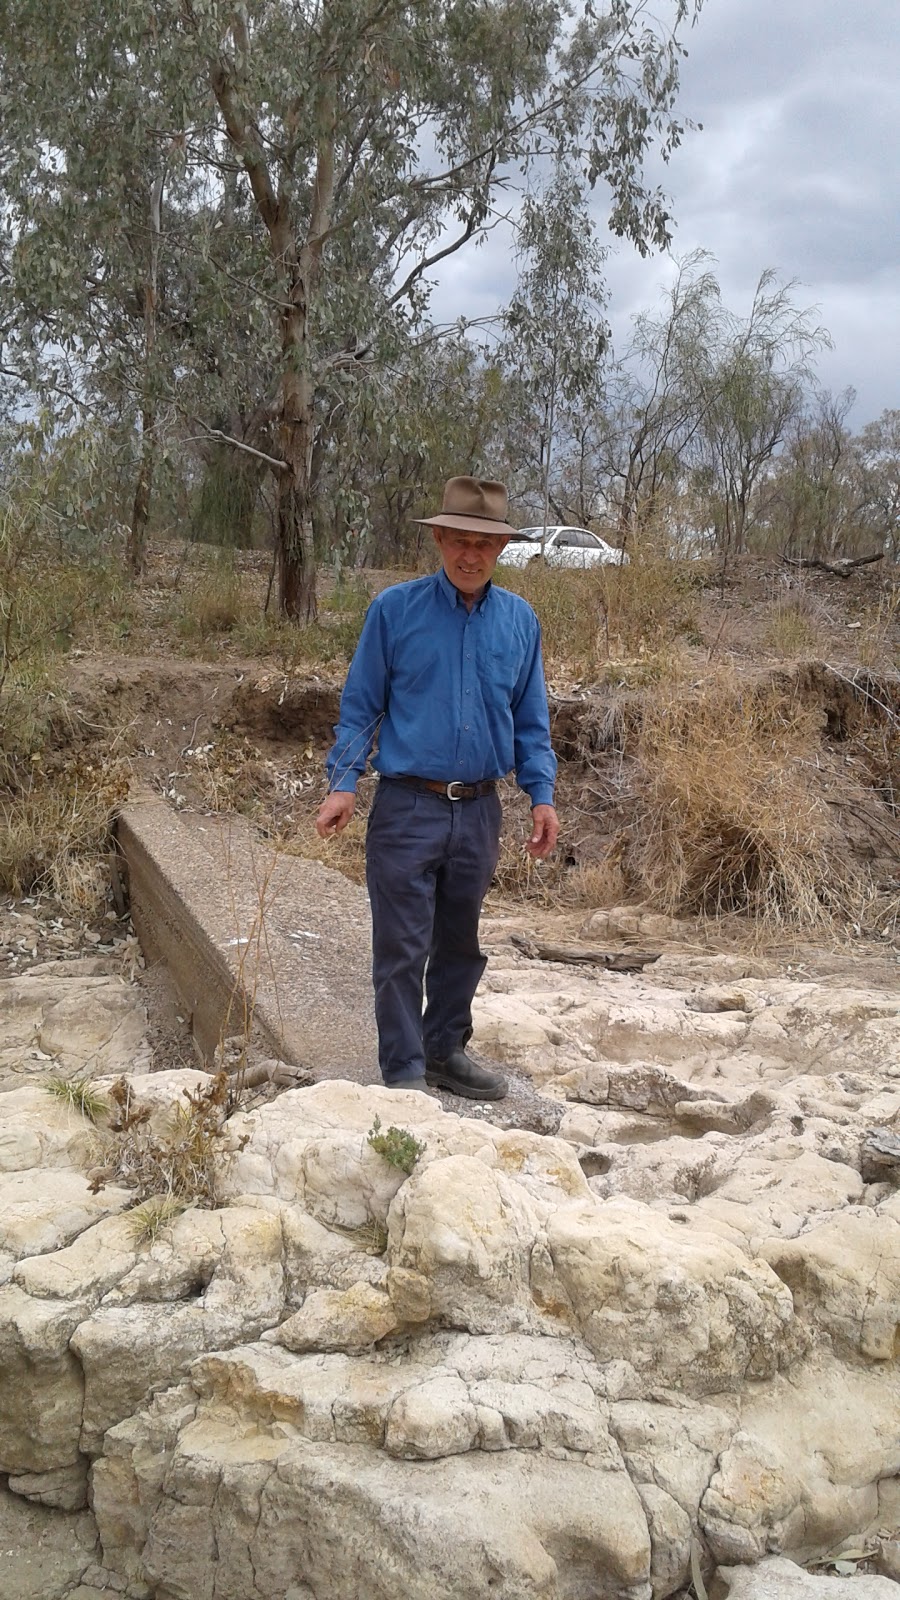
[464,724,469,731]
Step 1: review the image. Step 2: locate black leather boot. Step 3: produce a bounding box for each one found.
[425,1047,508,1101]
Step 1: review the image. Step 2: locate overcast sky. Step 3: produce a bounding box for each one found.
[430,0,899,428]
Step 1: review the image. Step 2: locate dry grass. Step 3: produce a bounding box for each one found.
[763,593,827,658]
[0,757,129,915]
[856,587,900,670]
[234,612,367,669]
[172,557,259,645]
[624,669,862,927]
[497,550,704,678]
[126,1195,190,1246]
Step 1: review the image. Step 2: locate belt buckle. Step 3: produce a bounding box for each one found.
[445,781,466,800]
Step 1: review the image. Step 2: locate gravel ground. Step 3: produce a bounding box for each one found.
[427,1063,564,1135]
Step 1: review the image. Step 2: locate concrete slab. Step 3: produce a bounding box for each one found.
[118,799,377,1078]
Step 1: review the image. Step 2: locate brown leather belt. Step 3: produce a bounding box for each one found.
[392,775,497,801]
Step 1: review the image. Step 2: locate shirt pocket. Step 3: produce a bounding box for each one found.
[486,644,525,701]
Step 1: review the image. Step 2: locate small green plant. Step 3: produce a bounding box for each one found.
[45,1076,108,1123]
[126,1194,189,1246]
[367,1115,426,1175]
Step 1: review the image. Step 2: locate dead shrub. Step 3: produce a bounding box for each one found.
[495,565,601,675]
[625,670,859,927]
[88,1072,244,1205]
[595,553,703,661]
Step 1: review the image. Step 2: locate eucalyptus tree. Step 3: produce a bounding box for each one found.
[606,250,723,537]
[1,0,706,620]
[695,271,830,560]
[499,161,609,545]
[854,409,900,558]
[328,336,510,567]
[757,388,858,558]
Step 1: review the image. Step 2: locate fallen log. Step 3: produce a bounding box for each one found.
[510,933,660,972]
[782,551,884,578]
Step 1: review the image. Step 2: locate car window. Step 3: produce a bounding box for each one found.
[580,532,603,548]
[555,531,580,547]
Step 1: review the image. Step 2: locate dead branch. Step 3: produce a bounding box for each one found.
[782,552,885,578]
[235,1058,314,1089]
[510,933,660,972]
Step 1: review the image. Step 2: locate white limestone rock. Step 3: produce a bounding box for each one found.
[761,1210,900,1360]
[547,1196,799,1393]
[72,1204,285,1454]
[275,1282,398,1352]
[0,971,151,1087]
[92,1337,654,1600]
[714,1556,900,1599]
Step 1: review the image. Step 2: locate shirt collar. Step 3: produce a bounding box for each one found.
[435,568,493,611]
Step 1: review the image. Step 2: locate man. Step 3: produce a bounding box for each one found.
[316,477,558,1101]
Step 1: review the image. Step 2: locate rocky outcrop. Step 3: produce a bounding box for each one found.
[0,968,151,1091]
[2,923,900,1599]
[2,1057,900,1599]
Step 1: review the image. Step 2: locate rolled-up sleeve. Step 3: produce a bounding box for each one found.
[325,601,389,793]
[511,622,557,807]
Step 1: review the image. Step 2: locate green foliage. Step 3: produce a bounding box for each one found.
[0,0,705,610]
[367,1115,426,1176]
[501,160,609,527]
[0,438,134,770]
[191,457,264,550]
[45,1076,108,1123]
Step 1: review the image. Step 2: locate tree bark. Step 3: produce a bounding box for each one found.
[129,410,154,576]
[128,169,164,577]
[276,382,318,621]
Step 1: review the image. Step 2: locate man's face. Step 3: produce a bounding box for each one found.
[434,528,510,595]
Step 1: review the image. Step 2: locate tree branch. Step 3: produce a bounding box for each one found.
[386,160,498,307]
[185,425,290,473]
[782,551,884,578]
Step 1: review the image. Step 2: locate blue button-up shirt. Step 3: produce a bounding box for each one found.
[326,569,557,805]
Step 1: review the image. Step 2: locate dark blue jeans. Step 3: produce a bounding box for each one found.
[365,779,503,1085]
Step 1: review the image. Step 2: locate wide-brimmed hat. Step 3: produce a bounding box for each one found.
[414,477,520,538]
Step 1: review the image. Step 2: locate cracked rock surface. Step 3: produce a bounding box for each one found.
[2,921,900,1598]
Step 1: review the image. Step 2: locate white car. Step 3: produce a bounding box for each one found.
[497,526,629,569]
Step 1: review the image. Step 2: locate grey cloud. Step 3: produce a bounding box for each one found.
[430,0,900,424]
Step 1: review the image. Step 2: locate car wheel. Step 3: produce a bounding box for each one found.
[528,552,546,566]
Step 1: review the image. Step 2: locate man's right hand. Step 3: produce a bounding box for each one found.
[316,791,356,838]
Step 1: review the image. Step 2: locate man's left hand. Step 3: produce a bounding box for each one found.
[526,804,559,860]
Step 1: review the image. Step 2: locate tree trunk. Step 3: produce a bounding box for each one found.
[129,409,154,576]
[127,170,164,579]
[276,382,318,622]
